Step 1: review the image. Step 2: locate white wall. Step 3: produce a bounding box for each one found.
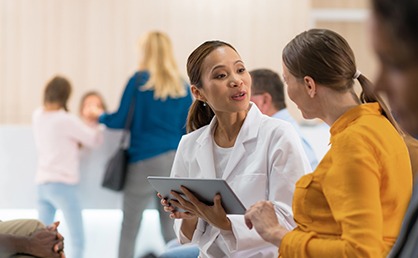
[0,126,123,209]
[0,124,330,209]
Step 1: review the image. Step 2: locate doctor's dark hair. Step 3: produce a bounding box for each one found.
[282,28,394,123]
[43,75,72,111]
[186,40,237,133]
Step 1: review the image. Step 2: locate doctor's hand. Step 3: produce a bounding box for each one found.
[157,192,196,220]
[170,186,232,231]
[244,201,288,247]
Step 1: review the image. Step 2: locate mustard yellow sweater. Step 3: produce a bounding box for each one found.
[280,103,412,258]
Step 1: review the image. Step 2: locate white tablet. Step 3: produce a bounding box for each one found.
[147,176,247,214]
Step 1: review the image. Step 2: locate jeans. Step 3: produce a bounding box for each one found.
[159,239,199,258]
[38,182,84,258]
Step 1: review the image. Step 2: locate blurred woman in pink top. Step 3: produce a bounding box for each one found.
[32,76,103,258]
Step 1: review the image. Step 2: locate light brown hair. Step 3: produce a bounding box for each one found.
[43,76,72,111]
[282,29,391,120]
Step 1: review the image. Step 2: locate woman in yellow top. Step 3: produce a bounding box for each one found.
[244,28,413,258]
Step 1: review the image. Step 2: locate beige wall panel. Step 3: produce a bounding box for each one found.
[0,0,310,124]
[1,1,20,123]
[312,0,369,9]
[315,20,378,96]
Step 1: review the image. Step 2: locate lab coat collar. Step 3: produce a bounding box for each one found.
[195,103,261,180]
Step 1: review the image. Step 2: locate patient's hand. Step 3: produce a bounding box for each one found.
[245,201,288,247]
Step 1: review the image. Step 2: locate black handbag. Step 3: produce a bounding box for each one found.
[101,147,128,191]
[101,94,136,191]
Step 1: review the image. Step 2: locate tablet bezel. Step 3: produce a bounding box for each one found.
[147,176,247,214]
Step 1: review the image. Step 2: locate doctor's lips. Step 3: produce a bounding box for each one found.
[231,91,247,100]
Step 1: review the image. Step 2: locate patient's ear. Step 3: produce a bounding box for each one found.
[303,76,317,98]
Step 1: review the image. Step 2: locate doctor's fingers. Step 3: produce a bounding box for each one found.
[157,193,164,200]
[169,192,197,213]
[168,201,197,219]
[170,190,189,206]
[163,205,175,213]
[160,197,171,207]
[157,193,170,207]
[199,194,227,218]
[169,210,195,220]
[179,186,207,211]
[213,194,224,210]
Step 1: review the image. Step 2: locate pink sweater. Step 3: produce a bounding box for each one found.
[32,108,103,184]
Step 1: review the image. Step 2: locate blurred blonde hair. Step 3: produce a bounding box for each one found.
[138,31,186,100]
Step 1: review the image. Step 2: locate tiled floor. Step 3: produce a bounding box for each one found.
[0,209,166,258]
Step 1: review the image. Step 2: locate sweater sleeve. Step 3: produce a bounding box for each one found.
[99,72,149,129]
[66,114,103,148]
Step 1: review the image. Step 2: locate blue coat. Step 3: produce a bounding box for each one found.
[99,71,192,163]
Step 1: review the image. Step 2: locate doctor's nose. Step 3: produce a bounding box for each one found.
[229,74,243,88]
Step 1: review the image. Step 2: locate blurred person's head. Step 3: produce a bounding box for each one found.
[282,28,389,122]
[79,91,106,122]
[138,30,186,100]
[43,76,72,111]
[250,69,286,116]
[371,0,418,136]
[186,40,252,132]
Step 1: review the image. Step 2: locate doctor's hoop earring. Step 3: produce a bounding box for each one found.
[203,102,207,107]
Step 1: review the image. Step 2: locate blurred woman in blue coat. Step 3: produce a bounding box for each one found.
[98,31,192,258]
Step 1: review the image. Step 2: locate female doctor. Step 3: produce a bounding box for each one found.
[160,40,311,258]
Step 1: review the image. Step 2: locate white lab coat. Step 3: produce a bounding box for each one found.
[171,104,311,258]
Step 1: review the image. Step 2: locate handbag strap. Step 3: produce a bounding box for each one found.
[119,90,136,148]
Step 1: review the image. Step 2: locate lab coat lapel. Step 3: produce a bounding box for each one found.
[222,104,260,180]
